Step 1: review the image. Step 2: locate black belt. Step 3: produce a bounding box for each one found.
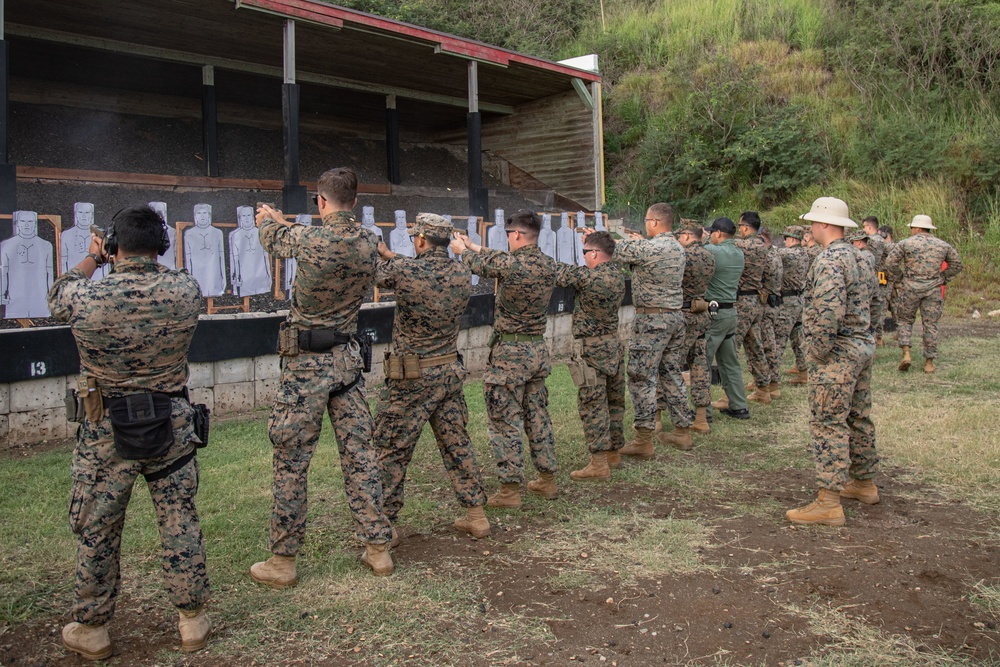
[103,388,189,407]
[682,301,691,310]
[781,290,803,297]
[299,329,353,352]
[737,290,759,297]
[715,302,735,309]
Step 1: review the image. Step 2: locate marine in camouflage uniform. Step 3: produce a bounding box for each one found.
[452,210,559,505]
[846,229,884,334]
[252,168,393,584]
[47,205,209,658]
[556,230,626,478]
[861,218,889,345]
[615,203,690,456]
[672,224,716,436]
[730,213,771,405]
[773,227,810,388]
[787,197,877,527]
[373,214,489,537]
[788,228,823,376]
[758,228,784,395]
[885,215,963,372]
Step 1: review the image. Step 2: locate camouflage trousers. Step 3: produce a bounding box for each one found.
[760,305,779,385]
[808,341,878,490]
[268,347,391,554]
[483,339,557,484]
[567,335,625,454]
[790,322,807,372]
[69,399,208,626]
[668,310,711,409]
[895,288,943,358]
[735,294,770,387]
[772,296,804,378]
[873,282,890,339]
[374,361,486,521]
[628,311,691,430]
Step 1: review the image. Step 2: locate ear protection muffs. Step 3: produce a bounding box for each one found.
[104,207,171,258]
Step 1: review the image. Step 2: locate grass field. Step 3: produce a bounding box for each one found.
[1,321,999,665]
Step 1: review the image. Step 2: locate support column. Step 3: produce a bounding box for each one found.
[0,3,16,213]
[466,61,487,218]
[385,94,401,185]
[201,65,219,177]
[281,19,307,214]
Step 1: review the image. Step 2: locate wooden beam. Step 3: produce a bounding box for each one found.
[15,166,392,194]
[5,23,515,115]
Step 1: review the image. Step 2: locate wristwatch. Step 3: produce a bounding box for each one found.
[86,252,106,267]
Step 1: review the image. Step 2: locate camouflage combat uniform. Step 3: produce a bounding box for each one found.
[260,210,391,552]
[773,238,810,378]
[461,244,558,484]
[48,257,208,626]
[760,246,783,385]
[374,233,486,521]
[614,232,690,430]
[885,233,963,360]
[734,233,770,387]
[673,242,715,410]
[865,232,888,339]
[846,232,883,331]
[556,260,626,454]
[789,239,823,372]
[803,239,877,490]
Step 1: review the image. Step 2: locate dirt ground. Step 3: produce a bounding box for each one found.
[3,462,998,666]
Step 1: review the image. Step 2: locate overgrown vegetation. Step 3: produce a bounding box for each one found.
[332,0,1000,311]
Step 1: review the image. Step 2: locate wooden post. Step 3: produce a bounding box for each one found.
[282,20,307,213]
[0,7,15,214]
[385,94,401,185]
[467,61,487,218]
[201,65,219,177]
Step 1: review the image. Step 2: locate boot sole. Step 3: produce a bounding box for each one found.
[486,498,521,509]
[455,525,492,538]
[621,452,654,460]
[361,555,394,576]
[898,361,911,371]
[841,493,880,505]
[527,489,559,500]
[181,633,211,654]
[64,641,113,661]
[786,513,846,526]
[690,426,710,434]
[569,473,611,481]
[250,570,297,589]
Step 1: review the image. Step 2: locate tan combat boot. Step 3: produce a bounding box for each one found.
[840,478,880,505]
[454,505,491,538]
[658,426,693,451]
[487,483,522,509]
[691,407,710,434]
[362,543,394,576]
[767,381,781,399]
[178,607,211,653]
[606,449,622,469]
[924,358,935,374]
[620,427,655,460]
[62,622,112,661]
[711,395,730,410]
[250,555,297,589]
[788,369,808,385]
[899,345,912,371]
[654,409,663,432]
[390,526,401,549]
[570,452,611,480]
[748,386,772,405]
[786,489,846,526]
[527,472,559,499]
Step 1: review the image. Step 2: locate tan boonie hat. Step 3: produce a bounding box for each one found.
[414,213,454,240]
[844,228,869,243]
[910,214,937,230]
[782,226,803,240]
[799,197,858,228]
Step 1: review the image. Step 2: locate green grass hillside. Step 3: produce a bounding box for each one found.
[335,0,1000,312]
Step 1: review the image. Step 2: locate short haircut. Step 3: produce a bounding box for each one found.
[317,167,358,207]
[586,231,616,256]
[863,216,879,227]
[507,209,540,239]
[425,236,450,248]
[114,205,167,254]
[647,202,674,227]
[878,224,894,238]
[709,217,736,237]
[681,225,703,240]
[740,211,761,230]
[759,225,772,243]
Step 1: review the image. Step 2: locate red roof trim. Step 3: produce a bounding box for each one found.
[236,0,601,82]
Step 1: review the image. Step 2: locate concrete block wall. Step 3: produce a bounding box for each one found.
[0,309,639,449]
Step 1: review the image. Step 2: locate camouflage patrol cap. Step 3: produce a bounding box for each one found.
[414,213,454,241]
[844,228,869,243]
[782,226,803,240]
